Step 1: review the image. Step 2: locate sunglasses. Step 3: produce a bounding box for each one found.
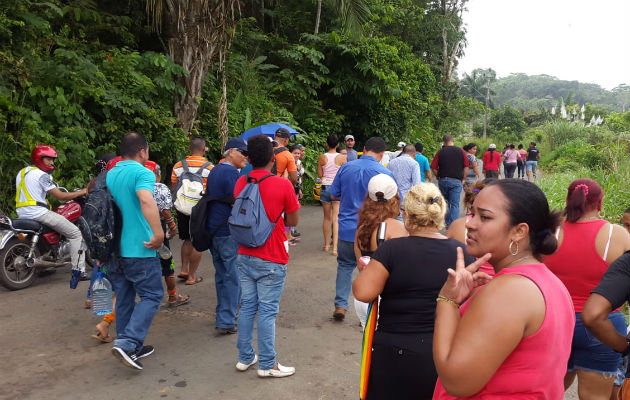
[236,149,248,157]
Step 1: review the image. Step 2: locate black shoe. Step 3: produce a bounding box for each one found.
[79,272,90,281]
[216,327,238,335]
[291,230,301,237]
[112,346,143,370]
[136,345,154,359]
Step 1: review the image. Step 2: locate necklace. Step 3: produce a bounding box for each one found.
[500,254,535,270]
[412,231,442,236]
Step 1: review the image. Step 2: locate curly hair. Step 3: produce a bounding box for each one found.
[404,182,446,231]
[356,194,401,252]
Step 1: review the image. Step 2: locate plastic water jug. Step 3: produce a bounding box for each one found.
[91,271,113,316]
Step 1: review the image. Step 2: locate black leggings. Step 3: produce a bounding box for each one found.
[505,163,517,178]
[366,331,436,400]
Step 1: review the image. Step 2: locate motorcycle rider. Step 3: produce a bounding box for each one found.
[15,145,89,274]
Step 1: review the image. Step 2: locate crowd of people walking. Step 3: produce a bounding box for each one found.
[11,130,630,399]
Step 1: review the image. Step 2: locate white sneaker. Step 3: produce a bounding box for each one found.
[257,363,295,378]
[236,354,258,371]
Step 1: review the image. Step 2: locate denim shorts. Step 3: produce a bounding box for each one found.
[568,311,626,375]
[526,160,537,172]
[320,186,338,203]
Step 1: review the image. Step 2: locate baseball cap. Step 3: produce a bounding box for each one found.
[368,174,398,202]
[275,128,291,139]
[397,141,406,148]
[225,137,248,153]
[489,143,497,149]
[344,135,354,141]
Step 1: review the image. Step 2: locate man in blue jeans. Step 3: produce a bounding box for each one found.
[107,132,164,370]
[233,135,300,378]
[329,137,393,321]
[206,137,248,335]
[430,134,469,228]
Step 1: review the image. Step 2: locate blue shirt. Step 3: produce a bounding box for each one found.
[207,162,239,237]
[415,153,431,182]
[387,154,421,207]
[330,155,395,242]
[106,160,156,258]
[346,149,358,162]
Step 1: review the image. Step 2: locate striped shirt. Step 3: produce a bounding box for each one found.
[171,156,214,189]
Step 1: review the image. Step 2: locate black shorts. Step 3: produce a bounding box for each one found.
[160,221,175,277]
[176,211,190,240]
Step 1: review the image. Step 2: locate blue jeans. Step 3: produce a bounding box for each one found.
[210,236,240,329]
[438,177,463,227]
[335,239,356,310]
[236,255,287,370]
[108,257,164,352]
[568,311,626,374]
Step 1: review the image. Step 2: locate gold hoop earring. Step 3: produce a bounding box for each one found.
[509,240,519,256]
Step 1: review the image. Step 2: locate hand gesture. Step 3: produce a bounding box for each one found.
[440,248,492,304]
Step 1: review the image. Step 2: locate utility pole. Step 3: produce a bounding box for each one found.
[483,76,490,139]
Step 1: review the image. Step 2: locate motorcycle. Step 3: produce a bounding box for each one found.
[0,189,92,290]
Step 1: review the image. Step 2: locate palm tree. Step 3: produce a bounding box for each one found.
[146,0,239,144]
[314,0,371,35]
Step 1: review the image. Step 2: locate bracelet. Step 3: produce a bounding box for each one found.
[436,295,459,308]
[165,218,174,224]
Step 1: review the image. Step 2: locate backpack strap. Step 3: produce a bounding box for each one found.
[274,147,288,155]
[242,173,284,222]
[181,158,189,173]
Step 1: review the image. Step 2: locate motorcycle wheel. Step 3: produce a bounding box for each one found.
[0,237,39,290]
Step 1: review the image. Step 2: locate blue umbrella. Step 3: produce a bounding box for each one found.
[240,123,298,141]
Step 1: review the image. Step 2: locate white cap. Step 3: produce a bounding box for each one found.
[397,141,406,148]
[489,143,496,149]
[345,135,354,141]
[368,174,398,202]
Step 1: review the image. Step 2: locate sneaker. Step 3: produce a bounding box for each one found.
[216,326,238,335]
[257,363,295,378]
[112,346,143,370]
[136,345,154,359]
[291,229,301,237]
[236,354,258,371]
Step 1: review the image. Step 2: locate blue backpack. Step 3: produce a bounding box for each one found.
[229,173,283,247]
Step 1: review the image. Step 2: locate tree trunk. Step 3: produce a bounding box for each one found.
[159,0,237,134]
[439,0,466,86]
[217,58,229,150]
[314,0,322,34]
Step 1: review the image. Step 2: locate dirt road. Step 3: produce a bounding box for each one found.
[1,204,577,399]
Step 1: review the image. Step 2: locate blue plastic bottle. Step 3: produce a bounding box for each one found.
[91,269,113,316]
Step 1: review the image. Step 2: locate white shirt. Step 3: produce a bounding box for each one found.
[15,167,56,219]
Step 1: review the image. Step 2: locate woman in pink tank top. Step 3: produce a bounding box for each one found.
[544,179,630,399]
[433,179,574,399]
[317,134,346,255]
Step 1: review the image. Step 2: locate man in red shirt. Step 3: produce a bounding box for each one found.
[233,134,300,378]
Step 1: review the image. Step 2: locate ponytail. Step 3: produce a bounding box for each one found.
[564,179,603,223]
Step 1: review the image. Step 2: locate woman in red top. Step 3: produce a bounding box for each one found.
[433,179,574,399]
[481,144,501,179]
[544,179,630,399]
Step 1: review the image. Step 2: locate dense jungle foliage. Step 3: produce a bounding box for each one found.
[1,0,628,216]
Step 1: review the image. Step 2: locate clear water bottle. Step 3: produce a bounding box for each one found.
[91,270,113,316]
[158,244,172,260]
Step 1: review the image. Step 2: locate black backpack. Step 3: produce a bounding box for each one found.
[77,171,121,263]
[189,192,234,252]
[270,147,288,175]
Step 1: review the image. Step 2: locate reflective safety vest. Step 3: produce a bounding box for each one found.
[15,167,50,209]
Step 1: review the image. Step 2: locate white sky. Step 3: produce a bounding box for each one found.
[457,0,630,90]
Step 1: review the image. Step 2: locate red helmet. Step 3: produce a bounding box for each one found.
[31,145,58,173]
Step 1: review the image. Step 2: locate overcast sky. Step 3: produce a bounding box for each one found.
[457,0,630,90]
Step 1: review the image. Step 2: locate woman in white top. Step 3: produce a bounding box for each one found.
[317,134,347,256]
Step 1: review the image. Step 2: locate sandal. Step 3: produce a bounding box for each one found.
[167,294,190,307]
[185,277,203,285]
[91,332,113,343]
[177,273,189,281]
[332,249,338,256]
[323,245,330,252]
